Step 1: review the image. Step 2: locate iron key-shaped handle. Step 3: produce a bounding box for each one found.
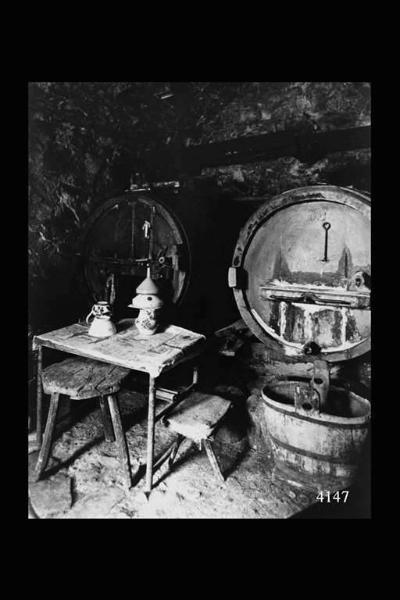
[322,222,331,262]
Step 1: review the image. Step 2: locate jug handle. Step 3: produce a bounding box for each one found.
[86,310,95,325]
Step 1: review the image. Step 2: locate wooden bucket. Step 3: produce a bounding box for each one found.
[261,380,370,492]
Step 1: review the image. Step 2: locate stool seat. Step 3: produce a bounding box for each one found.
[41,357,130,400]
[164,392,232,443]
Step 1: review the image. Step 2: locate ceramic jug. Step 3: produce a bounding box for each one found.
[86,301,117,338]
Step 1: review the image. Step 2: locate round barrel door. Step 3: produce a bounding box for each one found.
[229,186,370,363]
[82,192,190,318]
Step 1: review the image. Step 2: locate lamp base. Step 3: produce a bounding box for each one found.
[136,309,159,336]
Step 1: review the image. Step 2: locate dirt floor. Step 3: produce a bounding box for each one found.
[28,385,322,519]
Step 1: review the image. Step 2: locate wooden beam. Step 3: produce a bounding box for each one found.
[185,126,371,171]
[143,126,370,178]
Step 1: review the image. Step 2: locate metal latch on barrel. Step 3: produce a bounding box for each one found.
[228,267,247,289]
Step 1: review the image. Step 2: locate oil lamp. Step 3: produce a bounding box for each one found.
[128,266,163,335]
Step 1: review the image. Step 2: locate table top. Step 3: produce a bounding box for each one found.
[33,322,206,377]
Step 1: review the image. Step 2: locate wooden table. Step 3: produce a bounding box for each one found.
[32,322,206,495]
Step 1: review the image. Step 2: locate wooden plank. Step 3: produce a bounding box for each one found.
[259,284,370,309]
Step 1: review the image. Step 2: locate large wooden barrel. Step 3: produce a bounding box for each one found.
[229,185,371,363]
[261,381,370,492]
[81,190,191,319]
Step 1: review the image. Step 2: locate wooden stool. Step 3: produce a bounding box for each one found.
[34,357,132,489]
[158,392,232,484]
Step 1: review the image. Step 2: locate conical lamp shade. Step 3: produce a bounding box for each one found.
[136,274,160,295]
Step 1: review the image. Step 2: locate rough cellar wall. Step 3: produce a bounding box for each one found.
[28,82,138,335]
[197,82,370,196]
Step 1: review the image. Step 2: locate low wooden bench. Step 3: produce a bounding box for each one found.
[155,392,232,484]
[34,357,132,489]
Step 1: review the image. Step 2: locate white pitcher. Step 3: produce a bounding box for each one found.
[86,301,117,338]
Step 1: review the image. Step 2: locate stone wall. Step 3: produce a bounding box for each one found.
[198,82,370,196]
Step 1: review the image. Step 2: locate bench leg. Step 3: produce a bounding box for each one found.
[34,392,60,481]
[107,395,132,490]
[203,439,225,484]
[99,396,115,442]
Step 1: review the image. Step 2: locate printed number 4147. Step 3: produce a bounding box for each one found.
[316,490,349,503]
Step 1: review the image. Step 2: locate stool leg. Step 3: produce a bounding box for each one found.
[34,393,60,481]
[203,439,225,484]
[99,396,115,442]
[152,434,185,473]
[168,434,184,470]
[107,395,132,490]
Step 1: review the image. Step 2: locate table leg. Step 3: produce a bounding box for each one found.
[36,347,43,448]
[145,375,156,498]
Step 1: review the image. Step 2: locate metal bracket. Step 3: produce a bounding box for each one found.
[311,359,330,413]
[293,360,330,415]
[294,384,320,415]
